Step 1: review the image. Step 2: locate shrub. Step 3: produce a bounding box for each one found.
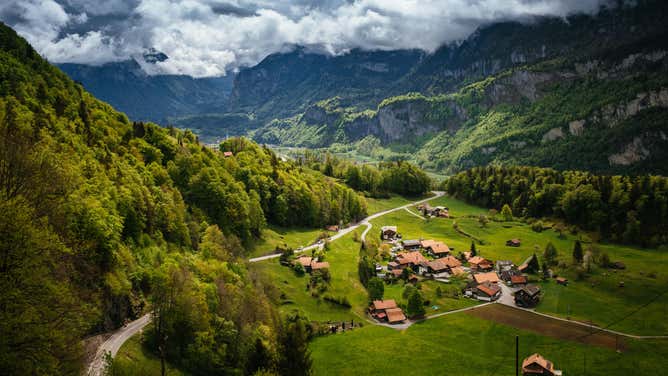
[531,221,544,233]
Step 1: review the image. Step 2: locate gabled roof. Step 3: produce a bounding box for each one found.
[223,151,233,157]
[441,255,462,268]
[420,239,437,248]
[296,256,312,267]
[429,242,450,254]
[511,275,528,285]
[473,272,500,284]
[396,251,427,265]
[522,353,555,374]
[371,299,398,310]
[402,239,421,247]
[477,282,501,297]
[426,259,449,272]
[386,307,407,323]
[468,256,487,265]
[311,261,330,270]
[521,285,541,297]
[381,225,397,233]
[390,269,403,277]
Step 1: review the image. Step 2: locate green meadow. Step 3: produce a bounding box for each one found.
[310,312,668,376]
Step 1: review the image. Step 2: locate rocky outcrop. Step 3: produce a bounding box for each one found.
[542,127,564,142]
[569,120,586,136]
[598,89,668,127]
[609,137,651,166]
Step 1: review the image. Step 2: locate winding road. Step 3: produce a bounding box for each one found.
[87,314,151,376]
[86,192,444,374]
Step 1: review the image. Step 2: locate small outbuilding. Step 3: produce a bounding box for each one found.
[522,353,562,376]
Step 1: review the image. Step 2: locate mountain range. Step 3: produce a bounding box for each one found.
[57,0,668,174]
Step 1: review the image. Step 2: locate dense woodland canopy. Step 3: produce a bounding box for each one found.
[293,151,432,197]
[444,166,668,247]
[0,23,363,374]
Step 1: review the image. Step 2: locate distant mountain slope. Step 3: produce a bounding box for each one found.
[229,46,424,120]
[59,60,234,123]
[252,0,668,175]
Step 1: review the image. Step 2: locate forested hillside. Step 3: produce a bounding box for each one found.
[444,166,668,247]
[252,0,668,175]
[0,22,366,374]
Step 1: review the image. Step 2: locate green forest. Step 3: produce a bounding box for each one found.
[0,23,364,375]
[443,166,668,247]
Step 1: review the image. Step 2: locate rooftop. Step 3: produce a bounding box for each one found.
[473,271,500,284]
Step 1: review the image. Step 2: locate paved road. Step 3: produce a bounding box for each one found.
[87,314,151,376]
[249,191,445,262]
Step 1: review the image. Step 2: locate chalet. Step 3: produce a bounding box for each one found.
[474,282,502,301]
[380,226,399,240]
[441,255,462,269]
[388,269,404,279]
[310,261,330,271]
[326,225,339,232]
[496,260,515,273]
[395,251,428,273]
[418,204,450,218]
[515,285,541,308]
[522,353,562,376]
[296,256,313,272]
[387,261,400,271]
[223,151,234,157]
[506,239,521,247]
[386,307,407,324]
[422,259,449,277]
[369,300,406,324]
[469,256,494,271]
[510,275,528,286]
[500,269,522,283]
[401,239,422,251]
[518,254,538,273]
[556,277,568,286]
[421,240,451,258]
[473,271,500,285]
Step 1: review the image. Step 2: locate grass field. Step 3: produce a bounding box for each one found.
[365,193,433,215]
[367,195,668,335]
[249,225,327,258]
[310,310,668,376]
[112,333,187,376]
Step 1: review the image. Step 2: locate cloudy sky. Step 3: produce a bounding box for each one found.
[0,0,606,77]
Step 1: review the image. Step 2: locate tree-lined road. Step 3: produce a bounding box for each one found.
[87,314,151,376]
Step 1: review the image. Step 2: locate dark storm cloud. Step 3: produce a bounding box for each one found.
[0,0,608,77]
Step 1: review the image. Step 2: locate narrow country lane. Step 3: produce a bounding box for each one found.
[87,314,151,376]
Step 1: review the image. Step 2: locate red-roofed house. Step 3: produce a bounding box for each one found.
[475,282,502,301]
[511,275,528,286]
[469,256,494,271]
[386,307,407,323]
[425,241,450,258]
[369,300,406,324]
[395,251,428,273]
[473,272,500,284]
[310,261,330,271]
[522,353,561,375]
[223,151,233,157]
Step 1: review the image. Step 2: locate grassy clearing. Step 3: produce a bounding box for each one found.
[365,193,433,215]
[368,195,668,335]
[310,311,668,376]
[249,225,327,258]
[112,333,187,376]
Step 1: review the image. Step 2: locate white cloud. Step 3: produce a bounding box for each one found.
[0,0,607,77]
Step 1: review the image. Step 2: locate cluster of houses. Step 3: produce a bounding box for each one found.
[294,255,330,273]
[368,299,407,324]
[417,203,450,218]
[375,226,542,311]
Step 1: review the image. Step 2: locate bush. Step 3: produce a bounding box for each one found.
[293,263,305,276]
[531,221,544,233]
[323,295,351,308]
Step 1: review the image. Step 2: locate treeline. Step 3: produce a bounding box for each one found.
[444,166,668,247]
[0,23,335,374]
[295,151,432,197]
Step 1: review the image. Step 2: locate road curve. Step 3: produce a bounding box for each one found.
[87,314,151,376]
[86,191,445,374]
[249,191,445,263]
